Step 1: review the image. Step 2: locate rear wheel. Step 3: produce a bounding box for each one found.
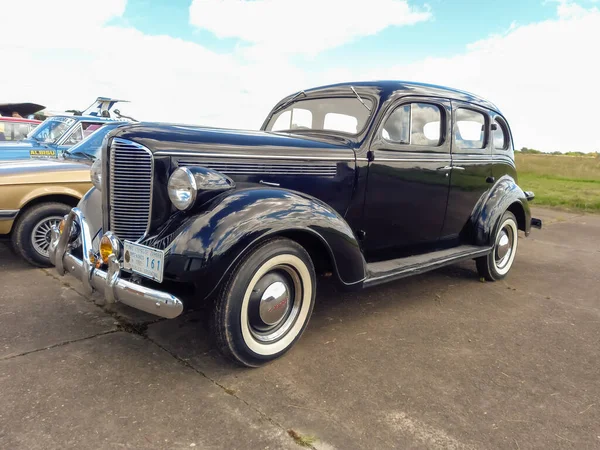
[212,238,316,367]
[12,202,72,267]
[476,211,519,281]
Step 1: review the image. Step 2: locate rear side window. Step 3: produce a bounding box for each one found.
[0,123,32,141]
[456,109,487,149]
[493,118,509,150]
[382,102,443,147]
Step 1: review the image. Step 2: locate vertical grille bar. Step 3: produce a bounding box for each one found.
[109,138,153,242]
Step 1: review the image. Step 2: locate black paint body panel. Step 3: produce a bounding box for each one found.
[100,80,534,297]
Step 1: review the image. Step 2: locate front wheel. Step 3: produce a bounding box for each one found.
[11,202,72,267]
[212,238,316,367]
[476,210,519,281]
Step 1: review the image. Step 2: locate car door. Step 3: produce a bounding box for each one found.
[362,97,452,258]
[441,102,493,241]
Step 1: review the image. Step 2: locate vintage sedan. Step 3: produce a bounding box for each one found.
[50,81,542,366]
[0,122,125,266]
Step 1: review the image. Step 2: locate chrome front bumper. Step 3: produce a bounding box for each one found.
[49,208,184,319]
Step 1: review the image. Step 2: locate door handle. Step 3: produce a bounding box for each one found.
[437,166,465,171]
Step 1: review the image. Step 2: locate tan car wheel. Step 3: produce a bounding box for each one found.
[12,202,72,267]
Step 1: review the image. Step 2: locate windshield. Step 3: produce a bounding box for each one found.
[29,117,76,143]
[265,96,374,135]
[66,124,119,160]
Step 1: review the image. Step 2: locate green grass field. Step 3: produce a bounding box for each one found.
[516,153,600,212]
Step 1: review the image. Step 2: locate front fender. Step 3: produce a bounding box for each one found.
[470,175,531,246]
[164,187,366,297]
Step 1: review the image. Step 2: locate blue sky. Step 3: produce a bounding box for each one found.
[3,0,600,152]
[113,0,557,66]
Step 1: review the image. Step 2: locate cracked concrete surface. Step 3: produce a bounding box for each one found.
[0,207,599,449]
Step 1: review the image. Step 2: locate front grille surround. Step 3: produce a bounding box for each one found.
[109,138,154,242]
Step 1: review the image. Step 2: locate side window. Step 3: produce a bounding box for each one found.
[64,124,83,145]
[82,122,103,138]
[382,103,442,147]
[493,118,508,150]
[3,123,15,140]
[455,109,487,149]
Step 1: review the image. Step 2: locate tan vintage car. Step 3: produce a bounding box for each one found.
[0,123,123,266]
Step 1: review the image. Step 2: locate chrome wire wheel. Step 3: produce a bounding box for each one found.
[492,217,518,276]
[31,215,63,257]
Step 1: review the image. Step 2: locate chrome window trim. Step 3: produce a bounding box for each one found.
[156,151,355,162]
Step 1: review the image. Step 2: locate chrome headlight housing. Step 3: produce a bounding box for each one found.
[90,158,102,191]
[168,167,197,211]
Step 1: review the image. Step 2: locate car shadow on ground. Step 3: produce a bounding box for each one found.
[155,259,485,372]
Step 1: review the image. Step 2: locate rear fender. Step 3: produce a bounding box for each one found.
[470,175,532,246]
[164,188,366,297]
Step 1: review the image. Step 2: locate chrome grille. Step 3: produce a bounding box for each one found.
[177,159,337,177]
[109,138,153,242]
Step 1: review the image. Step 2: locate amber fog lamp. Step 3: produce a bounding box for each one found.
[58,219,66,235]
[99,232,120,264]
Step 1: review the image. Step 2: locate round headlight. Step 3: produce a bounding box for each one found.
[168,167,197,211]
[90,158,102,191]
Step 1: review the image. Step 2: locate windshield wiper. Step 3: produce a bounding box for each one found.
[351,86,371,112]
[272,90,306,115]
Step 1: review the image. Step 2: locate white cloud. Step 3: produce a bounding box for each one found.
[1,0,599,152]
[351,3,600,152]
[189,0,431,57]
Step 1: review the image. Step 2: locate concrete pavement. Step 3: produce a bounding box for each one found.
[0,207,598,449]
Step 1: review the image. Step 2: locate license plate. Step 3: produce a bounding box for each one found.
[123,241,165,283]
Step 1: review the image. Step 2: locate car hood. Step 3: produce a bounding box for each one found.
[110,123,355,155]
[0,139,47,150]
[0,158,91,185]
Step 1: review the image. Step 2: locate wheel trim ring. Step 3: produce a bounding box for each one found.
[493,219,518,276]
[31,216,63,257]
[241,254,312,356]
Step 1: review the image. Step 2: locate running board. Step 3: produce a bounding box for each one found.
[364,245,493,287]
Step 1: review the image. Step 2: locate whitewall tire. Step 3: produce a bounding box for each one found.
[212,238,316,367]
[476,211,519,281]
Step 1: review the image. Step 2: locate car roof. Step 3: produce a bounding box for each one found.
[44,115,125,124]
[301,80,502,114]
[0,117,41,124]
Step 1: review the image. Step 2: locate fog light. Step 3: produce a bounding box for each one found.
[99,232,120,264]
[58,219,66,235]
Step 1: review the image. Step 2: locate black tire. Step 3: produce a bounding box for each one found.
[11,202,71,267]
[212,238,316,367]
[476,211,519,281]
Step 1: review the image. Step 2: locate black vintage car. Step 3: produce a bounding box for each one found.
[50,81,541,366]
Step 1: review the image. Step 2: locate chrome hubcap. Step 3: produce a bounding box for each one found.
[495,226,514,269]
[259,281,290,325]
[247,266,301,343]
[31,216,62,257]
